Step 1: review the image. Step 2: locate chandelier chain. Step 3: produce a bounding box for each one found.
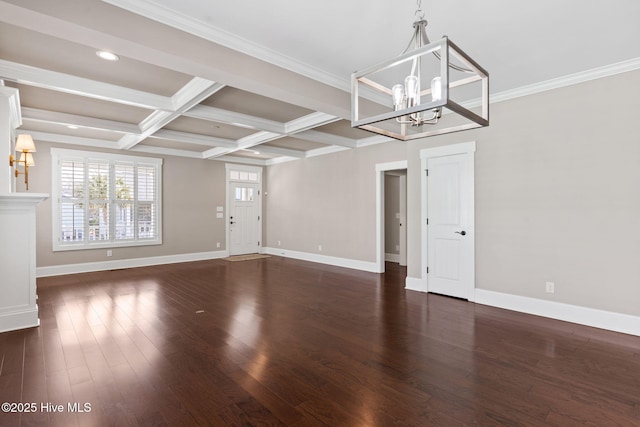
[415,0,425,19]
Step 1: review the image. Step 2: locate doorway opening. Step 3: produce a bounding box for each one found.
[375,160,408,274]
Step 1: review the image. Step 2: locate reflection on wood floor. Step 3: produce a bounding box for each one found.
[1,257,639,426]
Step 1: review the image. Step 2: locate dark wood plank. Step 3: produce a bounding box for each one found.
[0,258,638,426]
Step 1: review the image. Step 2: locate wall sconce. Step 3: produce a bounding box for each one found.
[9,134,36,190]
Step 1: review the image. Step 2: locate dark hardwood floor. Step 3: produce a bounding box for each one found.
[1,257,639,426]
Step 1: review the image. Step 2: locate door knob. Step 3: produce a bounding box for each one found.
[455,230,466,236]
[230,221,235,225]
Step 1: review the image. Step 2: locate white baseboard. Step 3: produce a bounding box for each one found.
[0,306,40,333]
[405,276,426,292]
[263,247,378,273]
[36,250,229,277]
[385,253,400,263]
[475,289,640,337]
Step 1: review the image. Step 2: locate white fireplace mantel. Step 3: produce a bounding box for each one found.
[0,192,49,333]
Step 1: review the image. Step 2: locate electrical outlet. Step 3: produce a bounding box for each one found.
[216,242,220,248]
[318,244,322,252]
[278,240,281,246]
[545,281,555,294]
[107,250,112,257]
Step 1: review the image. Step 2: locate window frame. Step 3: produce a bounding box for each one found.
[51,148,163,252]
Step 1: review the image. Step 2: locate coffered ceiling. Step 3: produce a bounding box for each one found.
[1,0,639,165]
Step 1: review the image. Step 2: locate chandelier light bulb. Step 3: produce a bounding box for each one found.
[404,75,420,107]
[391,84,405,110]
[431,76,442,101]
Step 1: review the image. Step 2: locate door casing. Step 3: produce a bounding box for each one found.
[225,164,263,256]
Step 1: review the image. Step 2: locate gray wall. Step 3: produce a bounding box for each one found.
[27,141,228,267]
[265,143,406,261]
[406,69,640,316]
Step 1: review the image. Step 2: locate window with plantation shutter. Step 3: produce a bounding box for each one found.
[52,148,162,251]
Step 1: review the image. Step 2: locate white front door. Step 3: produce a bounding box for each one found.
[229,182,260,255]
[426,152,474,299]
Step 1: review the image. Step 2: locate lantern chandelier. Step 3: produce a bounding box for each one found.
[351,0,489,140]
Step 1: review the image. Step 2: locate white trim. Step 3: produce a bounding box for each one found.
[0,85,22,129]
[0,307,39,334]
[36,250,228,277]
[225,164,263,256]
[475,289,640,337]
[491,57,640,106]
[375,160,408,274]
[263,247,378,273]
[419,142,476,298]
[385,253,400,263]
[405,276,426,293]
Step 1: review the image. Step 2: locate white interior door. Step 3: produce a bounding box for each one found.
[427,152,474,299]
[229,182,260,255]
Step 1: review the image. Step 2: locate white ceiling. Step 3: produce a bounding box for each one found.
[2,0,640,165]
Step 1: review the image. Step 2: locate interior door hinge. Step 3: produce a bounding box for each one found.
[426,218,429,225]
[258,215,260,221]
[426,267,429,274]
[425,169,429,176]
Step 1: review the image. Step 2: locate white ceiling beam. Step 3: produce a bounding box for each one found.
[119,78,224,150]
[284,112,340,134]
[184,105,285,134]
[170,78,226,112]
[149,129,237,149]
[236,131,284,150]
[214,155,268,166]
[202,146,233,159]
[294,129,358,148]
[23,130,121,150]
[305,145,351,158]
[251,145,305,159]
[0,59,173,111]
[21,107,140,134]
[129,145,204,159]
[356,134,393,148]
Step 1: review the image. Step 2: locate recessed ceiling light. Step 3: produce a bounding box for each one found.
[96,50,119,61]
[253,151,260,155]
[67,125,79,129]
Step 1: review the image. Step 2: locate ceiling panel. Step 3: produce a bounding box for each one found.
[263,137,327,152]
[162,116,256,140]
[202,87,314,123]
[314,120,372,139]
[139,138,207,152]
[0,23,191,96]
[19,120,124,141]
[11,83,152,124]
[233,150,278,160]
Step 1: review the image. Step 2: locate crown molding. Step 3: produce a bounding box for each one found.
[458,57,640,110]
[101,0,348,91]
